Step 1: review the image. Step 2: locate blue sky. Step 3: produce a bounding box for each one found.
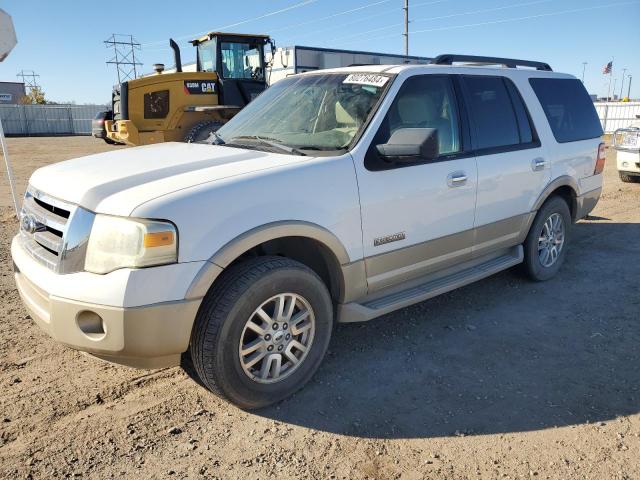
[1,0,638,104]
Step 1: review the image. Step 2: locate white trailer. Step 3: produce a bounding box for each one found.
[266,45,431,83]
[161,45,431,84]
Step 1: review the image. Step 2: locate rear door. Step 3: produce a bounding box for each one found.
[460,75,550,256]
[352,74,478,293]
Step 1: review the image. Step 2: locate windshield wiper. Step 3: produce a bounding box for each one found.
[228,135,307,156]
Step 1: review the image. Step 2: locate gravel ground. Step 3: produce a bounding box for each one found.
[0,136,639,479]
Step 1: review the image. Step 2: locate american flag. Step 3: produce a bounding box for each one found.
[602,61,613,74]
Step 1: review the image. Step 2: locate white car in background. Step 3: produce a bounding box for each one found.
[614,117,640,183]
[12,55,605,409]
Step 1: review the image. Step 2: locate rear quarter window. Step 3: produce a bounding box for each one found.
[529,78,603,143]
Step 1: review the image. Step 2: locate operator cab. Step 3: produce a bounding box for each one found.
[192,32,273,107]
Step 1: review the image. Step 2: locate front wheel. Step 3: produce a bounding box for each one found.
[189,257,333,409]
[184,121,223,143]
[522,196,571,281]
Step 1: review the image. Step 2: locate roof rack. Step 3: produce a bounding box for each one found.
[430,54,552,71]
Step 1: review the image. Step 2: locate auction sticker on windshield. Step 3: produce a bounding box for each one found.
[343,73,389,87]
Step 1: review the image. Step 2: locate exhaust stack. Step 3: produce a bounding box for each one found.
[169,39,182,73]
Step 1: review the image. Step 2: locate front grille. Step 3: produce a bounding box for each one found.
[19,188,95,274]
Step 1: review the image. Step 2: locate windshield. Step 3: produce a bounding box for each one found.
[215,73,391,152]
[220,42,264,80]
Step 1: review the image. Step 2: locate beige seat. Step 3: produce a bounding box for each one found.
[393,92,453,153]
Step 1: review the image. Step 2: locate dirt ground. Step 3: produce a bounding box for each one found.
[1,136,639,480]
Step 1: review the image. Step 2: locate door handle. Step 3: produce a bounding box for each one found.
[531,157,547,171]
[447,171,468,187]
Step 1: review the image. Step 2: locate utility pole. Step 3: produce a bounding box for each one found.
[619,68,627,99]
[581,62,587,83]
[403,0,409,58]
[627,76,633,100]
[104,34,142,83]
[16,69,40,94]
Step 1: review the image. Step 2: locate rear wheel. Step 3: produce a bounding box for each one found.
[522,196,571,281]
[619,172,640,183]
[189,256,333,409]
[184,121,224,143]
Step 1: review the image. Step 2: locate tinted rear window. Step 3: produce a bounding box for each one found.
[529,78,602,143]
[463,76,520,150]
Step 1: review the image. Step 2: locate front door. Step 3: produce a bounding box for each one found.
[352,74,478,293]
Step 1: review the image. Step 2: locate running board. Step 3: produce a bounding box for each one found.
[337,246,523,323]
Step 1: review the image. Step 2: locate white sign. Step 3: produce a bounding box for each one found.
[0,94,12,102]
[343,73,389,88]
[0,9,17,62]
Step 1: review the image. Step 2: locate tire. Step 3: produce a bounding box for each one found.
[184,121,224,143]
[522,195,572,282]
[189,256,333,409]
[619,172,640,183]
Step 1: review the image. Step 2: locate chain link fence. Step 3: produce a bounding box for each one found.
[2,101,638,136]
[0,104,107,136]
[594,102,640,133]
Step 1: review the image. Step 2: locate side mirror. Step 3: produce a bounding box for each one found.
[376,128,439,162]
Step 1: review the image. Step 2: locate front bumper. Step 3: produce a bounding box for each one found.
[616,150,640,174]
[104,120,166,147]
[104,119,140,146]
[12,236,202,369]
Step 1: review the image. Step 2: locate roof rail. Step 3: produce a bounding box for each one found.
[430,54,552,71]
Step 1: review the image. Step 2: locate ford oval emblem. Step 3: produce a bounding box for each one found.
[20,214,44,234]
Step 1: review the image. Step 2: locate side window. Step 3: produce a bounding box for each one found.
[504,79,535,144]
[529,78,603,143]
[463,76,520,150]
[365,75,461,170]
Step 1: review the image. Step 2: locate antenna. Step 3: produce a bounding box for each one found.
[104,34,142,83]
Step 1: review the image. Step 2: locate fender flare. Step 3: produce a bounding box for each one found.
[185,221,355,300]
[531,175,579,214]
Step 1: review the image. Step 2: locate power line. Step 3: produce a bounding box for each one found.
[331,0,557,44]
[142,0,320,47]
[269,0,392,33]
[331,0,639,46]
[279,0,449,42]
[105,34,142,83]
[407,1,640,35]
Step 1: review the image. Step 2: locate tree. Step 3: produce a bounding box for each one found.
[19,86,47,104]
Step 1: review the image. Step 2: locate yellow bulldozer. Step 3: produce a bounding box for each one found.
[103,32,274,146]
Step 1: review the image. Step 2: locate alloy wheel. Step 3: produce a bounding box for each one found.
[239,293,316,384]
[538,212,565,268]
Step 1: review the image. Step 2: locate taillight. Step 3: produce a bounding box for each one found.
[594,142,606,175]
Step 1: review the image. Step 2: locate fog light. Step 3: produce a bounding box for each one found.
[76,311,106,340]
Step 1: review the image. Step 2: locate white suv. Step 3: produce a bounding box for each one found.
[12,55,605,408]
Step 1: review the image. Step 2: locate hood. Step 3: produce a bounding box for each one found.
[29,142,307,216]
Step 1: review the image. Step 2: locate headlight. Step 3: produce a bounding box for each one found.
[84,215,177,274]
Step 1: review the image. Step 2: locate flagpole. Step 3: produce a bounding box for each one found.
[607,57,614,101]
